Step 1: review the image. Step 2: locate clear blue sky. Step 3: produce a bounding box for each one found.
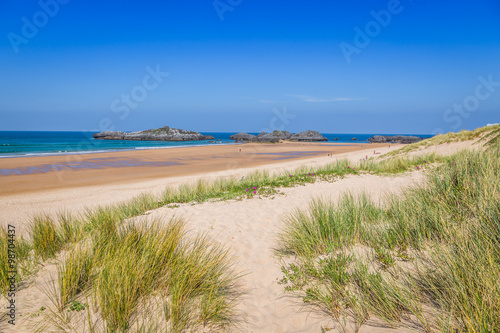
[0,0,499,134]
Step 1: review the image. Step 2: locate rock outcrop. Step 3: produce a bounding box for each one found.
[261,130,293,140]
[93,126,214,141]
[230,130,292,143]
[257,130,292,142]
[230,130,327,142]
[289,130,328,142]
[229,133,257,142]
[368,135,423,144]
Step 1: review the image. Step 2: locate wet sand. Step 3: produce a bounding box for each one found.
[0,142,387,196]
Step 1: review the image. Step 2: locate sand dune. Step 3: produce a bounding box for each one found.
[0,141,434,333]
[0,172,425,332]
[138,172,425,332]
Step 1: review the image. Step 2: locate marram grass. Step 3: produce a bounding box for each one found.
[385,123,500,157]
[2,126,497,330]
[0,143,471,299]
[277,148,500,331]
[49,218,240,332]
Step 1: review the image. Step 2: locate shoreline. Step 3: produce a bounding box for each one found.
[0,142,240,159]
[0,141,383,196]
[0,141,377,160]
[0,142,397,226]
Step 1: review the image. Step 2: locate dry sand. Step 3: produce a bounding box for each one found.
[406,139,483,157]
[0,142,436,332]
[0,173,424,333]
[138,172,426,332]
[0,142,398,228]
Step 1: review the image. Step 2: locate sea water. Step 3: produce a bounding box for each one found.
[0,131,433,158]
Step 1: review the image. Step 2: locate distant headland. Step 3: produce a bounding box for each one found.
[93,126,425,144]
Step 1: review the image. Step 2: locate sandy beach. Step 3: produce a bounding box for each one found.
[2,0,497,330]
[0,140,422,333]
[0,142,394,227]
[1,132,496,332]
[0,142,391,197]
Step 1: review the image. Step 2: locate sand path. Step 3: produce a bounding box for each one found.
[137,172,425,332]
[0,141,437,332]
[0,170,426,332]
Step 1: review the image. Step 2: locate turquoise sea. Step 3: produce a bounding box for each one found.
[0,131,433,158]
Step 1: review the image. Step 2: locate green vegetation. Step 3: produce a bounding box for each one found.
[0,146,449,300]
[39,218,240,332]
[0,226,32,295]
[481,124,500,147]
[277,148,500,331]
[385,123,500,157]
[30,215,64,260]
[2,124,497,330]
[0,229,11,295]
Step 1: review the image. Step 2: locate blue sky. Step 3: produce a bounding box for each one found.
[0,0,499,134]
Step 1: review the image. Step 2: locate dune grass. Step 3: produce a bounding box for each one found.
[481,124,500,147]
[30,215,64,261]
[2,127,494,329]
[0,226,32,295]
[385,123,500,157]
[43,218,240,332]
[277,148,500,331]
[0,145,453,300]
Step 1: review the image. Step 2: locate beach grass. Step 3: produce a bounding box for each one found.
[3,125,498,330]
[0,141,457,300]
[45,218,240,332]
[277,147,500,331]
[56,243,94,312]
[30,215,64,261]
[385,123,500,157]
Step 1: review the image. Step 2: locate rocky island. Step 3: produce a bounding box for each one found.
[93,126,215,141]
[368,135,423,144]
[289,130,328,141]
[230,130,293,143]
[230,130,327,142]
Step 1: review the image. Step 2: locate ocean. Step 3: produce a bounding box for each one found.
[0,131,434,158]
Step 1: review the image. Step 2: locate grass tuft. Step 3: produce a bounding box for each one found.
[48,218,240,332]
[277,147,500,331]
[30,215,63,260]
